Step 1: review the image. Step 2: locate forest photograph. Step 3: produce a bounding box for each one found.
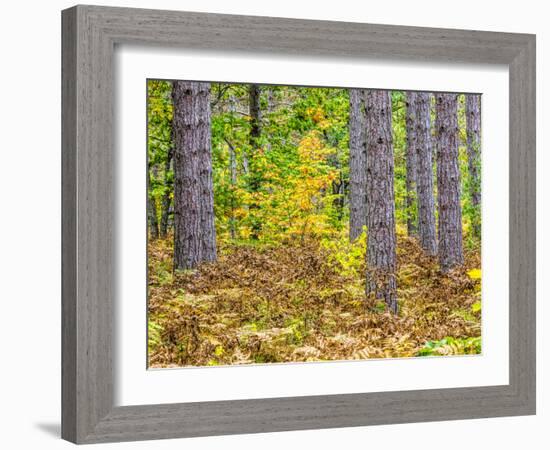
[147,80,482,368]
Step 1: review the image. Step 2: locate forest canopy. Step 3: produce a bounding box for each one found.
[147,80,482,368]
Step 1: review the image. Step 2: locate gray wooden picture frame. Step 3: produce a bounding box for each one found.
[62,4,536,444]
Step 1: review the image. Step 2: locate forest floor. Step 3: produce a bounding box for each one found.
[148,234,482,368]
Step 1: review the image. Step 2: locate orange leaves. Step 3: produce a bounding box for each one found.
[306,106,331,129]
[306,106,324,123]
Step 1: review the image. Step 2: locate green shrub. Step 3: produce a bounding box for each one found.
[417,336,481,356]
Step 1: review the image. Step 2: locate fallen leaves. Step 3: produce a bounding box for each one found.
[148,234,481,368]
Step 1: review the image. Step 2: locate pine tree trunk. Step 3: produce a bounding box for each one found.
[405,92,417,236]
[225,138,238,240]
[248,84,262,239]
[159,146,173,238]
[172,81,217,270]
[227,96,238,240]
[414,92,437,255]
[349,88,368,241]
[147,163,160,240]
[365,90,398,314]
[435,93,463,273]
[466,93,482,238]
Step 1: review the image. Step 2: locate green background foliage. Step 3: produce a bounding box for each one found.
[148,82,481,246]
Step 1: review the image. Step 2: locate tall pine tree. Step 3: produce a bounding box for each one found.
[348,88,368,241]
[466,93,482,239]
[365,90,398,313]
[405,91,418,236]
[248,84,262,239]
[435,93,463,272]
[414,92,437,255]
[172,81,217,270]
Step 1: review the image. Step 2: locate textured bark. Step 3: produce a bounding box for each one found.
[435,93,463,272]
[249,84,262,146]
[172,81,217,270]
[248,84,262,239]
[242,152,249,175]
[365,90,398,314]
[266,88,274,113]
[348,88,368,241]
[159,146,173,237]
[414,93,438,255]
[147,163,160,240]
[266,88,274,152]
[225,138,238,240]
[405,92,418,236]
[466,93,482,238]
[227,96,238,240]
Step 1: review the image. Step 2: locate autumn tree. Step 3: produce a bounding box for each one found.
[172,81,217,270]
[435,93,463,272]
[466,93,481,238]
[348,88,367,241]
[414,92,437,255]
[365,90,398,313]
[405,92,417,236]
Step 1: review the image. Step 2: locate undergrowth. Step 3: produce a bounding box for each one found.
[148,232,481,367]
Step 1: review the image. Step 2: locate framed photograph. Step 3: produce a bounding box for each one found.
[62,5,536,444]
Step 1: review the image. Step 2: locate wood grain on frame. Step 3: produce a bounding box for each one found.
[61,5,536,444]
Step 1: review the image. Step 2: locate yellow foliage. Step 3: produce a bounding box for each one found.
[467,268,482,280]
[321,229,367,277]
[242,130,339,242]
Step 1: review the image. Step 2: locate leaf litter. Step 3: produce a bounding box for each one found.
[148,235,481,368]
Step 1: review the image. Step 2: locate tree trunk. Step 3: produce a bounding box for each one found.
[147,163,160,240]
[365,90,398,314]
[227,96,238,240]
[348,88,368,241]
[172,81,217,270]
[414,92,438,255]
[159,146,173,238]
[405,92,418,236]
[331,157,345,223]
[248,84,262,239]
[266,88,274,113]
[266,88,274,152]
[435,93,463,273]
[224,137,238,240]
[466,93,482,238]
